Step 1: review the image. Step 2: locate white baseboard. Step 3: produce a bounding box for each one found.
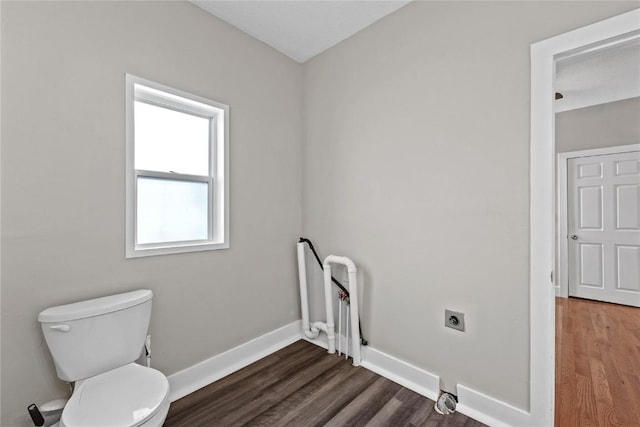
[167,321,533,427]
[303,335,440,402]
[457,384,531,427]
[359,344,532,427]
[360,346,440,402]
[358,344,532,426]
[167,320,301,402]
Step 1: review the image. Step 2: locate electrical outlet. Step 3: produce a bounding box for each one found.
[445,310,465,332]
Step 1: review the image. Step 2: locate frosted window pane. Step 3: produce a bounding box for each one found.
[135,101,209,176]
[137,177,208,244]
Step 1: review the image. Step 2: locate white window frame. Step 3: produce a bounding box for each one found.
[125,74,229,258]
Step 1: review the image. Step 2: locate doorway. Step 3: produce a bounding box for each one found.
[553,28,640,426]
[530,9,640,426]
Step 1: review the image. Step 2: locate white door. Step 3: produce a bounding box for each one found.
[568,150,640,307]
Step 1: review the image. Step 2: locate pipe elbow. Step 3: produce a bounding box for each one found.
[324,255,357,272]
[304,329,320,339]
[311,321,328,334]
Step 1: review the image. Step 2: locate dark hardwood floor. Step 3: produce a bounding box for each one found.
[555,297,640,427]
[165,340,485,426]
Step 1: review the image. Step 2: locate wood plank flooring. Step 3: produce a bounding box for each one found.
[165,340,485,427]
[555,297,640,427]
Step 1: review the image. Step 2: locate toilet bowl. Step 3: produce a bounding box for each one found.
[39,290,170,427]
[59,363,170,427]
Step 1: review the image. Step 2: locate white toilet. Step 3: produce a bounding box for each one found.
[38,289,170,427]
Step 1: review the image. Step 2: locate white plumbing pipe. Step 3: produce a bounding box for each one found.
[347,266,361,366]
[323,265,336,354]
[323,255,361,366]
[345,304,350,360]
[297,242,319,339]
[338,297,342,356]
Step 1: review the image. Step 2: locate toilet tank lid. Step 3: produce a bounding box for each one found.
[38,290,152,323]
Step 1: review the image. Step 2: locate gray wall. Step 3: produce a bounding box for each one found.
[2,1,638,424]
[302,1,638,409]
[1,2,302,425]
[556,97,640,153]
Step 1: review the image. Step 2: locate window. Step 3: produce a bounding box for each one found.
[125,74,229,258]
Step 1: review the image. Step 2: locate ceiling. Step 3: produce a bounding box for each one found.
[555,33,640,112]
[191,2,639,107]
[191,0,411,63]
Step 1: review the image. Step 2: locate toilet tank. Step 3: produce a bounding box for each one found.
[38,290,153,382]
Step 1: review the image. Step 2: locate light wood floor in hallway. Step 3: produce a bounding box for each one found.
[165,340,486,426]
[555,297,640,427]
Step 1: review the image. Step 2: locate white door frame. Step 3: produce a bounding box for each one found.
[530,9,640,426]
[556,144,640,299]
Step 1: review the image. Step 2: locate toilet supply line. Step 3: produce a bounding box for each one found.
[28,399,67,427]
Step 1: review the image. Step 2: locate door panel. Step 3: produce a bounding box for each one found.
[579,162,602,178]
[579,244,604,287]
[568,150,640,307]
[615,159,640,175]
[616,245,640,291]
[579,186,603,229]
[616,184,639,229]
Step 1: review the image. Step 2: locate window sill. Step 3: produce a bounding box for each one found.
[126,241,229,258]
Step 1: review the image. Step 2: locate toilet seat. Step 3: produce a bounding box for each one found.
[60,363,170,427]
